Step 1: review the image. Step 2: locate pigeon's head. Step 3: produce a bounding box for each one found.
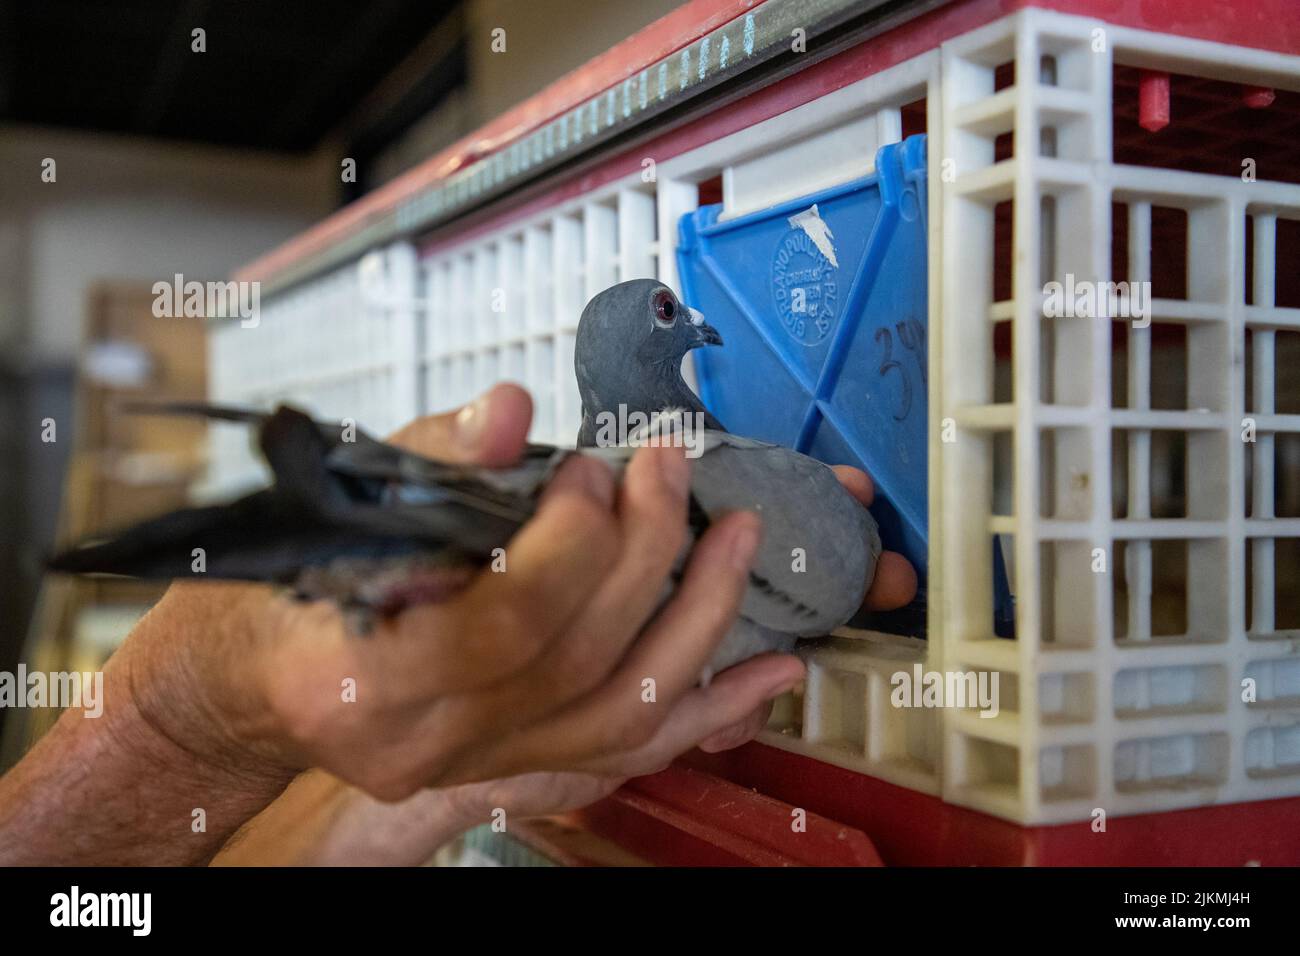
[577,279,722,373]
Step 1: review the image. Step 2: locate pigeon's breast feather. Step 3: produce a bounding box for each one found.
[690,440,880,635]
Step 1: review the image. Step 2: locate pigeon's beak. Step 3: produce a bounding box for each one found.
[686,308,723,348]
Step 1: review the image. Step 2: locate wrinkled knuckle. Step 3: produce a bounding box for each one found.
[548,646,606,702]
[418,739,463,783]
[359,765,420,803]
[610,709,660,752]
[271,687,333,752]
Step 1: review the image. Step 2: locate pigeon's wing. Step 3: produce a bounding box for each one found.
[324,430,453,482]
[48,482,537,583]
[328,433,564,497]
[45,489,336,582]
[256,405,351,505]
[120,400,269,425]
[120,399,564,502]
[691,440,880,636]
[47,404,562,582]
[122,400,563,527]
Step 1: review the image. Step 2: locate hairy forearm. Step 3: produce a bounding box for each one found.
[214,770,478,866]
[0,589,294,866]
[0,663,287,865]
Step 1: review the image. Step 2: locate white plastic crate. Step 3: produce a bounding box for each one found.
[212,7,1300,826]
[420,185,658,446]
[203,245,419,496]
[929,8,1300,823]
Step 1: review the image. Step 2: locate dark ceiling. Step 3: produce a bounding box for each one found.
[0,0,468,154]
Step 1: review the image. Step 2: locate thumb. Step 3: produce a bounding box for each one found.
[386,383,534,466]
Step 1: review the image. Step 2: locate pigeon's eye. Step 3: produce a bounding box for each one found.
[652,290,677,328]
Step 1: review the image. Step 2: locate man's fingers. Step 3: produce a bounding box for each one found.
[831,465,875,506]
[863,550,918,610]
[387,383,533,466]
[380,455,620,693]
[608,510,760,706]
[530,446,692,689]
[413,448,692,753]
[430,511,761,783]
[582,653,804,776]
[696,702,773,754]
[829,466,918,612]
[535,452,617,510]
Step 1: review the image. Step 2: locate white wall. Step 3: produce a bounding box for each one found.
[0,124,337,363]
[0,125,339,678]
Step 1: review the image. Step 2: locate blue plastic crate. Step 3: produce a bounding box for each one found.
[677,135,931,593]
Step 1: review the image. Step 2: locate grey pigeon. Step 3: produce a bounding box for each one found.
[577,281,724,444]
[574,279,881,671]
[49,281,880,673]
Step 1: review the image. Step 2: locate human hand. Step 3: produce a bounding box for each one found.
[438,460,918,808]
[213,456,917,867]
[120,384,809,802]
[3,382,916,866]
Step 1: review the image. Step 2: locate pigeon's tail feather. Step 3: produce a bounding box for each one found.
[46,484,523,585]
[258,405,337,501]
[120,399,357,452]
[47,491,289,580]
[119,400,269,425]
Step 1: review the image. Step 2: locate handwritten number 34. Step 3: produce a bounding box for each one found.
[874,320,926,421]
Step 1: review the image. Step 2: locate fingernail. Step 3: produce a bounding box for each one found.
[454,394,489,450]
[657,447,691,499]
[729,514,761,571]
